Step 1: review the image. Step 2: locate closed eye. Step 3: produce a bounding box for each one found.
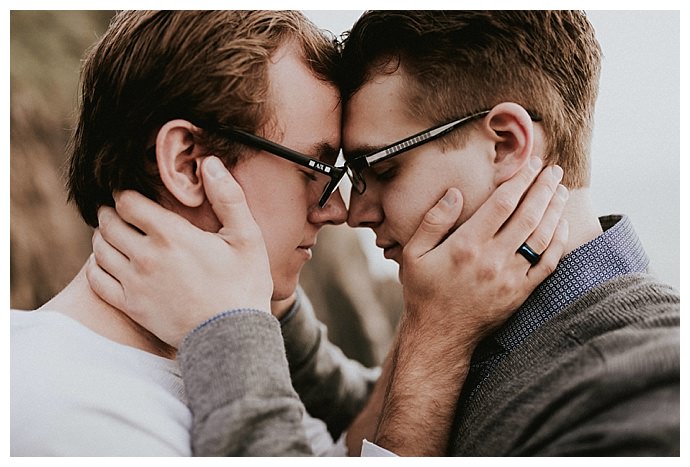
[371,164,397,182]
[301,169,318,182]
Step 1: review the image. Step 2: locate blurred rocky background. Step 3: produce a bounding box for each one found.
[10,10,401,368]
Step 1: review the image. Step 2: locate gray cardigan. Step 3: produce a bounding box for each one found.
[177,291,377,456]
[449,274,680,456]
[178,274,679,456]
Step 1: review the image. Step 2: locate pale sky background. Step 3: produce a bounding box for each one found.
[304,10,681,290]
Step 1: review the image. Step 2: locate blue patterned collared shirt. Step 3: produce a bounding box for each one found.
[462,215,650,404]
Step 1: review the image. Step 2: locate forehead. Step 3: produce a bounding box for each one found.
[266,44,341,160]
[343,71,424,159]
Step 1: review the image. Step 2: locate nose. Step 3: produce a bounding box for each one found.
[347,187,382,229]
[309,189,348,226]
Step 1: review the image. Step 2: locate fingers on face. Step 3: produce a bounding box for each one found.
[520,183,569,256]
[201,158,261,243]
[527,218,569,284]
[466,156,543,235]
[498,165,565,252]
[403,188,463,260]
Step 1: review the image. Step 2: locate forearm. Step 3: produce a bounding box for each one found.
[344,341,395,455]
[281,288,379,438]
[374,311,476,456]
[178,310,312,456]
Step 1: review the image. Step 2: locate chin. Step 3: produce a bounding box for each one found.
[271,277,299,301]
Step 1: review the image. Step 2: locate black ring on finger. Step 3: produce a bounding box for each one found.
[517,242,541,265]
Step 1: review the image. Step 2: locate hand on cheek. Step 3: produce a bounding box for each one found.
[86,156,273,348]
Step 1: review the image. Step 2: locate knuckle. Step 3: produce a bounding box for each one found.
[134,251,156,274]
[402,243,414,261]
[423,206,445,228]
[91,229,101,249]
[494,280,513,299]
[91,234,105,259]
[494,192,517,218]
[519,211,541,231]
[528,232,549,252]
[540,256,558,276]
[116,190,135,212]
[448,242,474,265]
[476,259,499,282]
[97,210,112,232]
[402,243,422,265]
[519,166,538,185]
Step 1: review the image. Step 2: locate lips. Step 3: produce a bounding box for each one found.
[296,244,313,261]
[377,240,402,261]
[297,240,316,262]
[298,238,317,250]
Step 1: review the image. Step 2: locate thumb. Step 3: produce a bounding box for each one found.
[404,188,463,260]
[200,156,260,239]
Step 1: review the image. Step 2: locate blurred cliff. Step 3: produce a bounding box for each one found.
[9,10,401,367]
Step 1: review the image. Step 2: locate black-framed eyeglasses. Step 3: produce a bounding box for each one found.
[203,125,347,208]
[345,109,542,195]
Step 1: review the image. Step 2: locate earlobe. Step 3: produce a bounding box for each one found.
[156,120,206,208]
[486,103,535,185]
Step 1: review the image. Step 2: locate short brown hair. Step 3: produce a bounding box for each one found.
[68,10,339,227]
[340,11,601,188]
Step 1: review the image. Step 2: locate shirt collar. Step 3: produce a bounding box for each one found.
[492,214,650,353]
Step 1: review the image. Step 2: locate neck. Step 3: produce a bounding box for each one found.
[39,261,176,359]
[560,187,604,256]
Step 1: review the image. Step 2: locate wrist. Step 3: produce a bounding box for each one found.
[398,302,484,359]
[181,308,268,349]
[373,312,478,455]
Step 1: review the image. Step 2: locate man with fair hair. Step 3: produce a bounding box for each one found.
[340,10,679,455]
[12,10,351,455]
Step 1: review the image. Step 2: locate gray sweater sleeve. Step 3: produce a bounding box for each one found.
[178,310,313,456]
[280,288,380,438]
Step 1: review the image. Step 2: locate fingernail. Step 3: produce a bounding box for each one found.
[552,165,563,181]
[557,184,569,200]
[529,156,542,170]
[204,156,227,179]
[442,189,458,206]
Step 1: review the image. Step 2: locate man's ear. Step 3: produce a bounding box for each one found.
[155,119,207,207]
[484,102,535,185]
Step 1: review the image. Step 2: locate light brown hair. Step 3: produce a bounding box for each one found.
[340,11,602,188]
[68,10,339,226]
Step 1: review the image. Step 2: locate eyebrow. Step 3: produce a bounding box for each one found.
[311,141,341,165]
[343,145,385,162]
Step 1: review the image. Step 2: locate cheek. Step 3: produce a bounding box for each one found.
[382,184,439,246]
[254,196,307,257]
[235,166,307,243]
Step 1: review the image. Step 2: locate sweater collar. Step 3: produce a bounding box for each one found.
[492,215,650,353]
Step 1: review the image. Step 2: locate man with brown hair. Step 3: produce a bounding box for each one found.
[339,10,679,455]
[11,10,567,456]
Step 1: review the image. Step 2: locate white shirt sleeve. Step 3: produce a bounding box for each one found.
[361,438,399,457]
[301,412,399,457]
